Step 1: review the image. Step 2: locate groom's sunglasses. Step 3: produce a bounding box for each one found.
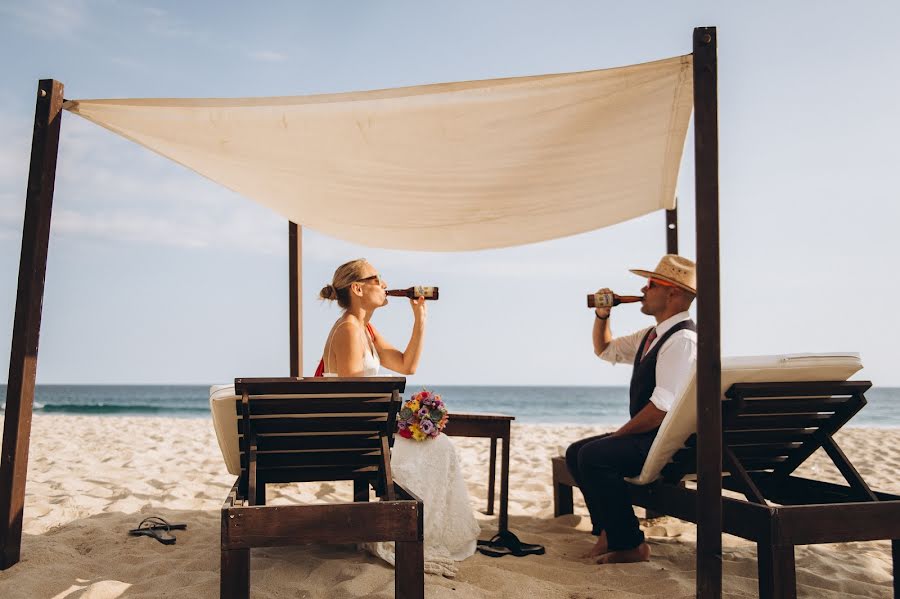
[647,278,677,289]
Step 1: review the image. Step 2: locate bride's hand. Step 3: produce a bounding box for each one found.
[410,296,427,322]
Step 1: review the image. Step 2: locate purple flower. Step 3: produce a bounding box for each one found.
[420,419,435,435]
[418,407,429,418]
[397,420,408,430]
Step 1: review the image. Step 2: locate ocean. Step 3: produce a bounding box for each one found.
[2,384,900,427]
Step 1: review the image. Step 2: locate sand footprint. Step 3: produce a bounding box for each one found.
[315,482,337,499]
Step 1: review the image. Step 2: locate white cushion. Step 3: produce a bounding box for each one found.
[625,353,863,486]
[210,384,242,475]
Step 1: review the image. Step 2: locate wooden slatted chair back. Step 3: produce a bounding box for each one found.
[661,381,871,482]
[233,377,405,494]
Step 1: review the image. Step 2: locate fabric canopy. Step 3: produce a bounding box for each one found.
[64,55,693,251]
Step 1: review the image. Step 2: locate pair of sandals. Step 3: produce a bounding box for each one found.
[127,516,187,545]
[476,530,545,558]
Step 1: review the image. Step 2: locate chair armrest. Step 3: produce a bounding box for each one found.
[392,481,423,504]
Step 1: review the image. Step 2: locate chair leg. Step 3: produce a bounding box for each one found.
[354,479,369,502]
[893,539,898,598]
[220,547,250,599]
[486,437,497,515]
[553,474,574,517]
[757,542,796,599]
[255,482,266,506]
[395,540,424,599]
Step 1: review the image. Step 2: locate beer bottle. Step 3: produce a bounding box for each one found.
[386,286,439,300]
[587,292,642,309]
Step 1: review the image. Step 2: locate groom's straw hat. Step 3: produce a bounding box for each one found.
[630,254,696,294]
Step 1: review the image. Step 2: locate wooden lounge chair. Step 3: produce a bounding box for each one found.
[210,377,424,599]
[551,353,900,599]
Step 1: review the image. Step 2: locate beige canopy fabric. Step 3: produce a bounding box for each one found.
[64,55,693,251]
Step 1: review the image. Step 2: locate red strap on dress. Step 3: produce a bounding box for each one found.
[314,322,376,377]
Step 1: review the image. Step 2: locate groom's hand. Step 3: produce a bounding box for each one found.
[594,287,612,320]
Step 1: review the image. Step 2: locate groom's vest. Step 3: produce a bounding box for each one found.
[629,320,696,420]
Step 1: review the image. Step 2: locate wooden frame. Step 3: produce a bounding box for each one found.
[692,26,723,598]
[551,381,900,599]
[666,206,678,255]
[443,413,514,532]
[221,377,423,599]
[1,26,731,596]
[0,79,64,569]
[289,222,302,377]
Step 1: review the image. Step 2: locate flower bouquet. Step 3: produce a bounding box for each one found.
[397,389,449,441]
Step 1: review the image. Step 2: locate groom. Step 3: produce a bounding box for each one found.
[566,254,697,564]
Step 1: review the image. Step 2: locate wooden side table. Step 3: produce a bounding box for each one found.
[442,413,514,533]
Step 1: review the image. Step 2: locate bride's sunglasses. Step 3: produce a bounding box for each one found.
[356,274,383,286]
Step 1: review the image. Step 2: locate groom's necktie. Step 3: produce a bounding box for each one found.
[641,329,657,361]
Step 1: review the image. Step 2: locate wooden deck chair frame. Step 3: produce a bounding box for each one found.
[552,380,900,599]
[14,27,887,599]
[220,377,424,599]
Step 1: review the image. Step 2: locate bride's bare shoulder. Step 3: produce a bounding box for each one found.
[330,317,363,343]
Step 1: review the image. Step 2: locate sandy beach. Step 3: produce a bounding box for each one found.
[0,415,895,598]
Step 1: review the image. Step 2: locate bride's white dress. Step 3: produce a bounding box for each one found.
[367,435,481,576]
[323,320,480,577]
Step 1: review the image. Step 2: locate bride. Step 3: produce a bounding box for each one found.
[317,258,481,577]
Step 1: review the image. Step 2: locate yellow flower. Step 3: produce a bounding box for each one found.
[410,424,426,441]
[407,399,420,412]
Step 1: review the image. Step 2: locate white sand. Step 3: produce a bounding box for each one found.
[0,415,896,598]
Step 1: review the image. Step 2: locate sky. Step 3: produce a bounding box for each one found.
[1,1,899,388]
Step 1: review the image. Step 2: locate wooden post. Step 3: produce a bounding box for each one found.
[0,79,64,570]
[666,205,679,255]
[289,222,302,377]
[892,539,898,598]
[499,433,511,533]
[693,27,723,598]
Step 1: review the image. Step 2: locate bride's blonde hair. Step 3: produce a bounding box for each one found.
[319,258,369,309]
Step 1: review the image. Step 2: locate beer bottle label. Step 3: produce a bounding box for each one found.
[594,292,614,308]
[413,286,434,298]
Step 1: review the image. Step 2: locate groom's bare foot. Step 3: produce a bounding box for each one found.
[596,542,650,564]
[582,531,608,559]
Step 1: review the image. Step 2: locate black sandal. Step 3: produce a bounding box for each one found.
[476,530,545,557]
[476,543,514,557]
[128,516,186,545]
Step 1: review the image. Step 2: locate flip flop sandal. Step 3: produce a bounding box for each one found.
[479,530,545,557]
[128,516,185,545]
[476,543,514,558]
[476,534,505,547]
[129,516,187,531]
[510,540,545,557]
[129,527,176,545]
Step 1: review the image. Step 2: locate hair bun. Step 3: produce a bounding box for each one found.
[319,284,338,301]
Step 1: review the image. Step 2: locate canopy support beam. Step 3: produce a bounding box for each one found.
[666,206,679,254]
[289,222,302,377]
[0,79,64,570]
[693,27,723,598]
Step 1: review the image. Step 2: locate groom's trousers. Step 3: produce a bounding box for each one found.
[564,431,656,551]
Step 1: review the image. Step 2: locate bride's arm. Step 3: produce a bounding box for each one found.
[371,298,426,375]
